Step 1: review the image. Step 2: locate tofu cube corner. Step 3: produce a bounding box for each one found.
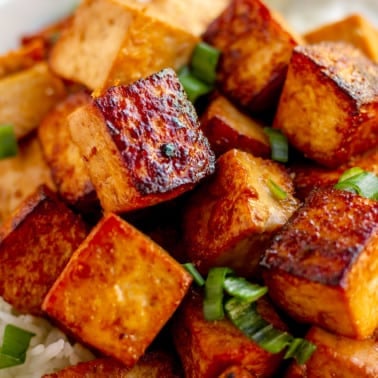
[261,187,378,339]
[69,68,215,213]
[42,213,193,367]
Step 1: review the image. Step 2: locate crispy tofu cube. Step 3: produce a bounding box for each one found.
[183,149,299,277]
[291,147,378,200]
[68,68,215,213]
[0,135,55,223]
[261,188,378,339]
[38,91,99,213]
[42,350,181,378]
[42,213,192,367]
[285,327,378,378]
[0,185,88,315]
[304,14,378,62]
[203,0,302,113]
[0,62,66,139]
[273,42,378,168]
[200,95,270,157]
[49,0,228,91]
[172,289,287,378]
[218,366,257,377]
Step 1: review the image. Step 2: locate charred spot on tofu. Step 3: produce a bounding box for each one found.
[261,187,378,338]
[274,42,378,167]
[94,68,215,195]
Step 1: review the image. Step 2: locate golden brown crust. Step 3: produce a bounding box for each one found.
[203,0,300,113]
[42,213,192,367]
[0,185,88,315]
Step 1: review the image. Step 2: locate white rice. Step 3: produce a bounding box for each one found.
[0,297,94,378]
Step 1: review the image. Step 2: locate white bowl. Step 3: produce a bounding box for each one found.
[0,0,79,54]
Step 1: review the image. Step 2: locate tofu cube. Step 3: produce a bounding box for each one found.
[42,213,192,367]
[49,0,228,91]
[183,149,299,277]
[68,68,215,213]
[203,0,302,113]
[42,350,181,378]
[291,147,378,200]
[285,326,378,378]
[0,62,66,139]
[273,42,378,167]
[261,188,378,339]
[38,91,99,214]
[0,185,88,315]
[200,95,270,157]
[305,14,378,62]
[0,136,55,223]
[172,289,287,378]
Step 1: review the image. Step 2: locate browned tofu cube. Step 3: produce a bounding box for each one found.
[38,91,99,214]
[0,185,87,315]
[49,0,228,91]
[183,149,298,277]
[42,213,192,367]
[285,327,378,378]
[172,289,287,378]
[291,147,378,200]
[261,188,378,339]
[273,42,378,168]
[0,62,66,139]
[203,0,302,113]
[69,68,215,213]
[0,136,55,223]
[200,95,270,157]
[304,14,378,62]
[42,350,181,378]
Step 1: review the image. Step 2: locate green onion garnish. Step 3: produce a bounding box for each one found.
[334,167,378,200]
[190,42,221,85]
[225,298,315,364]
[203,267,232,321]
[267,179,288,200]
[178,69,213,103]
[223,276,268,302]
[183,263,205,287]
[263,128,288,163]
[0,324,35,369]
[0,125,18,159]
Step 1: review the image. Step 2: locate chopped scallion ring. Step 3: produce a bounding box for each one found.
[190,42,221,85]
[263,128,288,163]
[0,324,35,369]
[0,125,18,159]
[178,69,213,103]
[183,263,205,287]
[223,276,268,302]
[203,267,232,321]
[334,168,378,200]
[267,179,288,200]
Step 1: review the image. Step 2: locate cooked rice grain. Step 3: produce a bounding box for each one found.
[0,297,94,377]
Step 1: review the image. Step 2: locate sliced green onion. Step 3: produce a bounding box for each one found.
[0,125,18,159]
[203,267,232,321]
[223,276,268,302]
[267,179,288,200]
[0,324,35,369]
[190,42,221,85]
[183,263,205,287]
[284,338,317,365]
[334,169,378,200]
[225,298,315,365]
[263,128,288,163]
[337,167,365,182]
[178,69,213,103]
